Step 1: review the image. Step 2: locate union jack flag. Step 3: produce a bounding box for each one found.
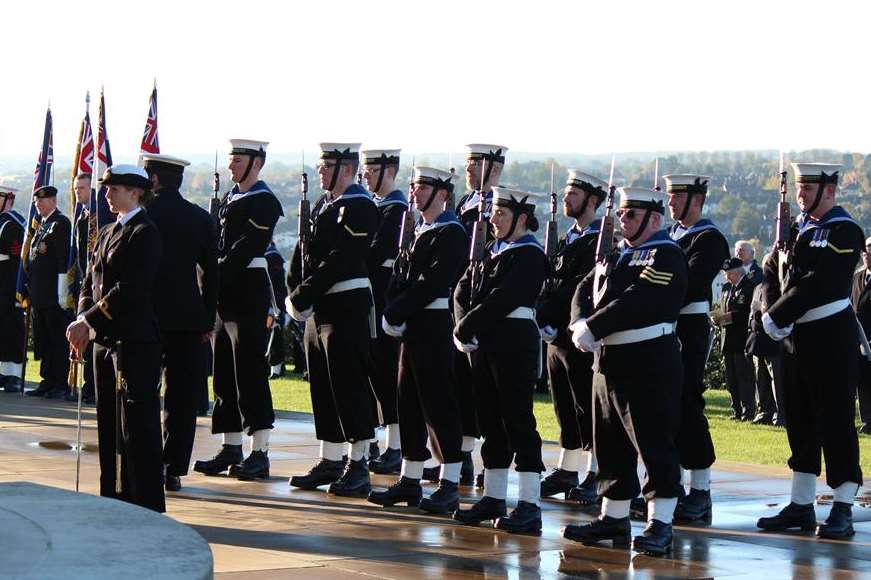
[16,107,54,305]
[140,84,159,155]
[93,89,115,229]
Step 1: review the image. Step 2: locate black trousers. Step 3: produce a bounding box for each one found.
[472,348,544,473]
[161,332,203,476]
[32,305,71,389]
[674,314,716,470]
[397,315,463,464]
[212,315,275,435]
[306,311,375,444]
[594,338,683,501]
[547,341,594,451]
[724,349,756,419]
[81,341,95,398]
[368,324,399,426]
[267,319,285,366]
[785,311,863,488]
[754,354,777,417]
[858,356,871,426]
[0,299,23,363]
[197,341,212,415]
[93,341,165,513]
[453,349,480,438]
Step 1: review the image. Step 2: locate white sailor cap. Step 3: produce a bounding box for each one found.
[465,144,508,163]
[0,184,19,195]
[492,186,546,214]
[618,186,667,214]
[663,174,711,195]
[361,149,401,165]
[566,170,608,197]
[319,142,361,161]
[99,164,151,189]
[792,162,842,185]
[140,153,191,174]
[413,166,457,191]
[229,139,268,157]
[865,235,871,247]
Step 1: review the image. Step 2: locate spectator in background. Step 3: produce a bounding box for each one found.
[747,252,784,426]
[713,257,757,421]
[735,240,763,285]
[850,236,871,434]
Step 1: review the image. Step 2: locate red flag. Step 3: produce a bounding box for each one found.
[140,82,159,155]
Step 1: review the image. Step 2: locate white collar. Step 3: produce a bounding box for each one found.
[40,208,57,222]
[117,206,142,226]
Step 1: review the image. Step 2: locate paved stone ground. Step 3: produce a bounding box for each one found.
[2,392,871,579]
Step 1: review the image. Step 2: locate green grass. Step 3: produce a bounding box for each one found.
[34,356,871,474]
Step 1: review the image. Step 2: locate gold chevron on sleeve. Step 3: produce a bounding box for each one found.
[825,243,854,254]
[248,219,269,231]
[344,225,367,237]
[640,267,673,281]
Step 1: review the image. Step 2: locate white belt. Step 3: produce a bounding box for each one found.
[381,259,395,268]
[796,298,850,324]
[325,277,371,295]
[247,257,267,268]
[603,322,674,346]
[506,306,536,321]
[679,301,709,315]
[0,254,8,262]
[425,297,450,310]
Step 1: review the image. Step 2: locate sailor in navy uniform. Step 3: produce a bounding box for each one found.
[563,187,686,557]
[265,241,287,379]
[142,153,218,492]
[368,167,468,514]
[26,184,73,399]
[757,162,865,540]
[452,186,547,534]
[0,185,25,393]
[664,174,730,523]
[447,143,509,487]
[361,148,405,473]
[536,170,607,504]
[288,143,379,497]
[66,165,165,512]
[193,139,283,481]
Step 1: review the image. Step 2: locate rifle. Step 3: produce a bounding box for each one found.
[208,151,220,225]
[298,152,311,279]
[653,157,661,191]
[594,156,617,276]
[115,341,126,495]
[468,158,489,305]
[774,150,790,253]
[395,158,416,280]
[544,162,558,259]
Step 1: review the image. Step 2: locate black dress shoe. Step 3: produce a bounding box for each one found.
[289,458,346,489]
[632,519,673,557]
[233,450,270,480]
[369,447,401,475]
[45,386,71,400]
[461,452,475,487]
[752,413,774,425]
[563,515,631,547]
[192,444,244,476]
[567,472,599,504]
[369,441,381,462]
[673,488,712,524]
[419,479,459,514]
[474,469,484,489]
[817,502,855,539]
[541,468,578,498]
[757,502,817,532]
[26,381,52,397]
[4,377,23,393]
[495,501,542,534]
[728,413,741,421]
[453,496,507,525]
[367,476,422,507]
[328,458,371,497]
[629,496,648,521]
[165,474,182,492]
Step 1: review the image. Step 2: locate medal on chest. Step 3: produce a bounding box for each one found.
[809,228,829,248]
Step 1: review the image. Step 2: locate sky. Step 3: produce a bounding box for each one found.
[2,0,870,166]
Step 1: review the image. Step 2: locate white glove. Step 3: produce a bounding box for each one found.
[289,300,313,322]
[571,319,599,352]
[57,274,71,310]
[540,325,558,343]
[382,315,407,338]
[762,312,792,341]
[453,335,479,353]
